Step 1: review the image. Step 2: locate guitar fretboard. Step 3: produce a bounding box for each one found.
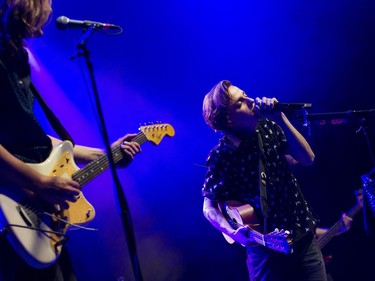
[316,203,362,249]
[250,230,266,246]
[71,132,148,187]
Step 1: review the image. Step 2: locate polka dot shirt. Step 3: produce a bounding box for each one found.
[202,118,317,241]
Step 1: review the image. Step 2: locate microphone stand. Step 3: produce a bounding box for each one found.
[292,108,375,137]
[357,117,375,237]
[292,108,375,236]
[73,26,143,281]
[356,117,375,166]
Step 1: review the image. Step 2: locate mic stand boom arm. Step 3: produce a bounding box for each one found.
[291,108,375,137]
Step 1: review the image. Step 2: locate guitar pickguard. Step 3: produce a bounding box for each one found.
[47,150,96,226]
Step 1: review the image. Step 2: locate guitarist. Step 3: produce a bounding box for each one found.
[0,0,141,280]
[201,80,327,281]
[315,207,355,281]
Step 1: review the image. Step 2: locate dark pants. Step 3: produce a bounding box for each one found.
[246,232,327,281]
[0,234,77,281]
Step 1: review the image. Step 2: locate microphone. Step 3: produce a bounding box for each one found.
[274,102,312,111]
[56,16,121,31]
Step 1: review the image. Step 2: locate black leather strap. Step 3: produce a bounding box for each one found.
[257,130,268,234]
[30,83,75,146]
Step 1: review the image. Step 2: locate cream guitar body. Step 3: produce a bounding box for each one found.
[0,123,175,268]
[0,140,93,268]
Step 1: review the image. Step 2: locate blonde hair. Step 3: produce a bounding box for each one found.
[0,0,52,54]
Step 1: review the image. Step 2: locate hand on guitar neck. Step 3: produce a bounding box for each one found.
[315,213,353,237]
[316,188,363,250]
[230,225,256,246]
[219,201,293,254]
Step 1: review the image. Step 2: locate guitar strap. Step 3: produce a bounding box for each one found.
[30,83,75,146]
[257,129,268,234]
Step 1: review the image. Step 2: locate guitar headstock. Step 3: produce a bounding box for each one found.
[263,229,293,254]
[139,123,175,145]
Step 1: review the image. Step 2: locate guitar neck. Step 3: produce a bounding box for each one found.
[71,132,148,187]
[248,229,266,246]
[317,203,362,249]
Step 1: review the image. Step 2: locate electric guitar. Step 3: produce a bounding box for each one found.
[0,123,175,269]
[219,201,293,254]
[316,189,363,250]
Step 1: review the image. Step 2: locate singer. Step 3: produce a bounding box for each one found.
[201,80,327,281]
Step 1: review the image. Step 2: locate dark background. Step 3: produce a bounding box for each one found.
[27,1,375,280]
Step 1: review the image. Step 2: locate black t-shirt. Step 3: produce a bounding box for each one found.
[0,48,52,163]
[0,48,75,281]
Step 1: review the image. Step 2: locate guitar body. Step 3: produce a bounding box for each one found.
[219,201,259,244]
[0,141,95,269]
[0,123,175,269]
[27,141,96,226]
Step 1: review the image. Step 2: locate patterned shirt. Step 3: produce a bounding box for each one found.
[202,118,317,241]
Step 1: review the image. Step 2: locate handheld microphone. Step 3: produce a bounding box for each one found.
[56,16,121,31]
[274,102,312,110]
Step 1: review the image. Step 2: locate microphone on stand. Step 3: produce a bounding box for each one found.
[56,16,122,31]
[260,102,312,134]
[274,102,312,111]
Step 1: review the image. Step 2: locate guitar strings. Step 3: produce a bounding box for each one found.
[73,157,119,186]
[228,218,260,229]
[5,210,98,235]
[72,133,149,186]
[228,218,290,235]
[72,146,123,186]
[74,128,168,186]
[41,212,98,231]
[72,131,150,185]
[5,223,67,236]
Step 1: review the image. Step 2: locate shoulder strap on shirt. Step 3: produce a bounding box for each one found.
[30,83,75,146]
[257,129,268,234]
